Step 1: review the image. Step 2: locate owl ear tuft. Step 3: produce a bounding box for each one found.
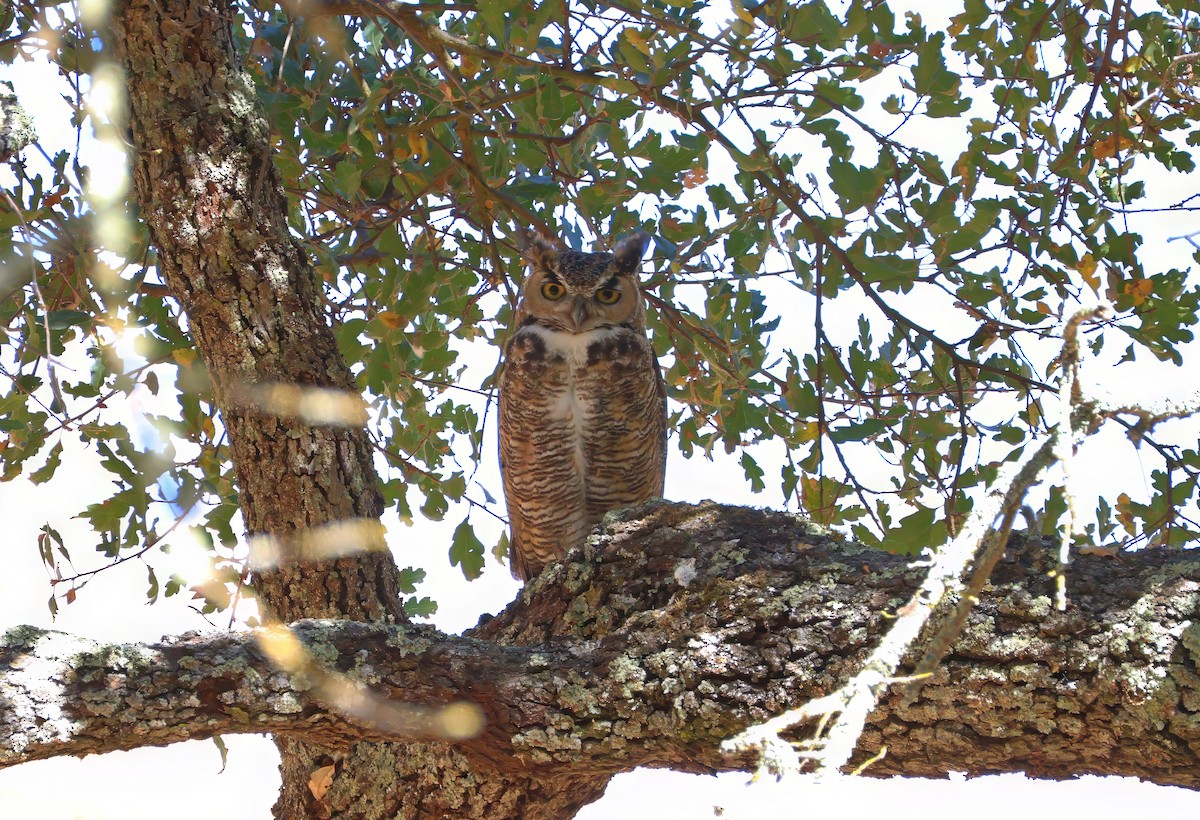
[612,233,651,274]
[521,229,562,270]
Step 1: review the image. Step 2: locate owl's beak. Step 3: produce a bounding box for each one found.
[570,296,594,331]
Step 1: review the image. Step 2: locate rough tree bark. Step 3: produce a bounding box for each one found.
[108,0,652,814]
[110,0,403,627]
[60,0,1196,817]
[3,502,1199,798]
[108,0,508,815]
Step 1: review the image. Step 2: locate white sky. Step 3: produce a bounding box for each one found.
[3,1,1200,817]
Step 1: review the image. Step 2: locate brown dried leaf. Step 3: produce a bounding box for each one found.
[376,310,403,330]
[1079,543,1122,557]
[308,764,336,800]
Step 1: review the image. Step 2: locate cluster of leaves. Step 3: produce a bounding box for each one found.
[2,0,1199,616]
[0,4,246,612]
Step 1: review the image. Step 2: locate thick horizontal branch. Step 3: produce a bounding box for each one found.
[2,502,1199,787]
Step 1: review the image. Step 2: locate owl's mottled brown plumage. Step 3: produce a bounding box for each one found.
[498,231,667,581]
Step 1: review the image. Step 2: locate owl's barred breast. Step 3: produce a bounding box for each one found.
[499,321,666,579]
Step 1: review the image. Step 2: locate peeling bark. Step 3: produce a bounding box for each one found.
[3,501,1199,798]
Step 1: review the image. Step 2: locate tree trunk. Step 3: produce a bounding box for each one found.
[110,0,403,627]
[109,0,528,815]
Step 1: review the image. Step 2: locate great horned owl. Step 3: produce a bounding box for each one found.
[498,231,667,581]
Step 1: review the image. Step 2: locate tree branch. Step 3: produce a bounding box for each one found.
[4,501,1199,788]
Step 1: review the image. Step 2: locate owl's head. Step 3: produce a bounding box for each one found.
[516,232,652,333]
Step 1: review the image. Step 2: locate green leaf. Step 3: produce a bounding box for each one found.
[782,1,844,49]
[478,0,512,42]
[886,506,939,555]
[29,441,63,484]
[912,32,969,117]
[46,309,91,329]
[333,159,362,199]
[740,452,765,493]
[449,518,485,580]
[397,566,426,594]
[404,596,438,617]
[827,159,882,212]
[830,418,887,443]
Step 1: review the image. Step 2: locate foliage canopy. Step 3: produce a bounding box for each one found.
[2,0,1199,614]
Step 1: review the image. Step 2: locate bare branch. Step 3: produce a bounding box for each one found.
[723,436,1059,778]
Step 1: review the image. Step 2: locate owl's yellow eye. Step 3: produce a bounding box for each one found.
[540,281,566,300]
[595,287,621,305]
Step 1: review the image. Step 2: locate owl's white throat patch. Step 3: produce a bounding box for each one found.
[527,323,618,369]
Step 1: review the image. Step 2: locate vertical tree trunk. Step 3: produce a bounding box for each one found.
[110,1,611,815]
[112,1,404,815]
[110,0,404,627]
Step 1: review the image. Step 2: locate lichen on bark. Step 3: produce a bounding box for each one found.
[3,502,1199,803]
